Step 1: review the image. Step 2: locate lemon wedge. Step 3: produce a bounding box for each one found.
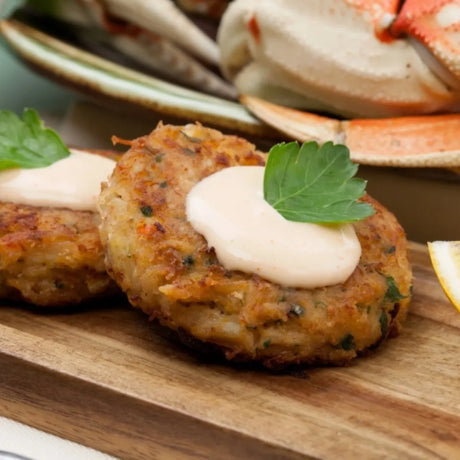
[428,241,460,313]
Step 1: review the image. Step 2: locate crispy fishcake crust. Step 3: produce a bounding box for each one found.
[0,150,120,307]
[0,202,119,306]
[99,123,412,367]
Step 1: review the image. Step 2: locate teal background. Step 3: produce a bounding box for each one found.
[0,0,76,114]
[0,39,76,114]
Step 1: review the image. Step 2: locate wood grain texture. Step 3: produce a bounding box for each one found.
[0,243,458,459]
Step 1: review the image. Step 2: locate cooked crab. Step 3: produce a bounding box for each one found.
[218,0,460,118]
[242,95,460,168]
[219,0,460,168]
[16,0,460,117]
[8,0,460,168]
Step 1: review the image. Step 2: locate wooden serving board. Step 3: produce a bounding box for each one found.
[0,243,458,459]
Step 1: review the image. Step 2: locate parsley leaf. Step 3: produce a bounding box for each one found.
[0,108,70,170]
[263,141,375,223]
[383,275,407,302]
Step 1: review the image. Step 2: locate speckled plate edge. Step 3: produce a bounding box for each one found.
[0,19,273,137]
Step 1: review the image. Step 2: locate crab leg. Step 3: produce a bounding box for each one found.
[242,95,460,168]
[98,0,220,64]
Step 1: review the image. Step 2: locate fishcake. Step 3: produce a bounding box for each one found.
[98,123,412,367]
[0,203,119,306]
[0,150,120,307]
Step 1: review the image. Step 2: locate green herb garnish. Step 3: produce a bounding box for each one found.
[379,311,388,335]
[339,333,355,351]
[140,205,153,217]
[383,275,407,302]
[385,245,396,254]
[54,280,65,289]
[263,141,374,223]
[155,153,165,163]
[182,255,195,266]
[0,108,70,170]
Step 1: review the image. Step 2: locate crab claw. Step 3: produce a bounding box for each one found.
[391,0,460,89]
[218,0,460,118]
[242,95,460,168]
[98,0,219,65]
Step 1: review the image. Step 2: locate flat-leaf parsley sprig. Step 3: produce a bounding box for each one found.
[263,141,375,224]
[0,108,70,170]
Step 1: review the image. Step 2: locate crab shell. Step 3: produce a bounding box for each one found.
[391,0,460,89]
[218,0,460,118]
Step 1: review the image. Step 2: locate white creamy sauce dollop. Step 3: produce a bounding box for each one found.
[186,166,361,289]
[0,149,116,211]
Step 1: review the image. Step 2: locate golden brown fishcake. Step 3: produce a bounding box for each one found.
[0,150,120,307]
[98,123,412,367]
[0,202,119,307]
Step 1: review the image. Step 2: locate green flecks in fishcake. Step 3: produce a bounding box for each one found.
[383,275,407,302]
[54,280,64,289]
[263,339,271,349]
[339,333,355,351]
[155,153,165,163]
[182,255,195,267]
[385,246,396,254]
[140,205,153,217]
[159,181,168,188]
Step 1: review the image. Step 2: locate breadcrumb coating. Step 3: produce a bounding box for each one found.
[98,123,412,367]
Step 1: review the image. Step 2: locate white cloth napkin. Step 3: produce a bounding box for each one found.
[0,416,117,460]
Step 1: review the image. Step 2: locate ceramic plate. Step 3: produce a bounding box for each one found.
[0,19,274,139]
